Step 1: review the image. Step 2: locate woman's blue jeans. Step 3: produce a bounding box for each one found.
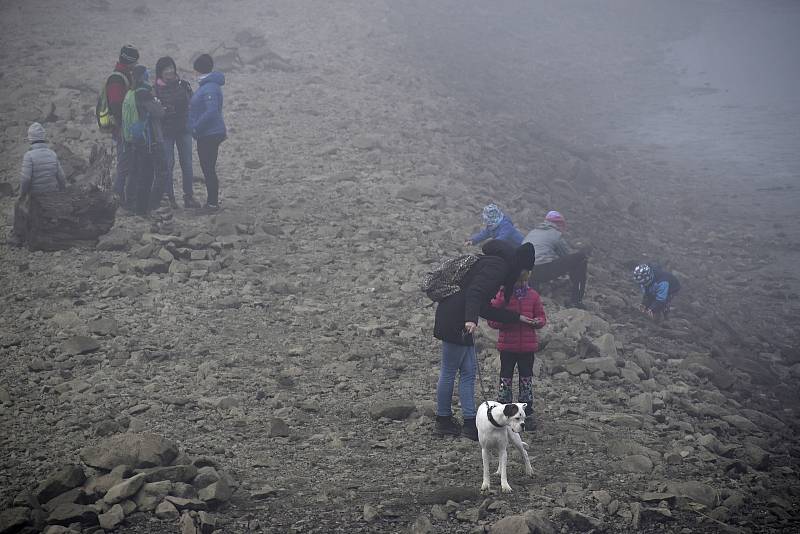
[436,341,477,419]
[162,130,194,199]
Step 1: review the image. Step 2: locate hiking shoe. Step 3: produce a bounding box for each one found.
[435,416,461,437]
[184,196,201,209]
[524,414,537,432]
[462,418,478,441]
[204,203,219,212]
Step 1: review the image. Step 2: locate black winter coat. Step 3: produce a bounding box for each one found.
[155,80,192,137]
[433,240,522,346]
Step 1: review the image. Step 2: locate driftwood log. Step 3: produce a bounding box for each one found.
[21,144,118,251]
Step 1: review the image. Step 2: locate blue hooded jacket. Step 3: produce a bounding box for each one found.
[469,216,524,247]
[189,71,226,139]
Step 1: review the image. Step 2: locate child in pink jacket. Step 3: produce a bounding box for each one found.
[487,272,547,428]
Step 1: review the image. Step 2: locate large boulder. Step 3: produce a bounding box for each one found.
[35,465,86,503]
[80,433,179,470]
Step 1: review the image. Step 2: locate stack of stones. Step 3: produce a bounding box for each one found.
[1,433,232,533]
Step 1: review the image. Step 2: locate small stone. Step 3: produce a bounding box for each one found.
[97,504,124,530]
[368,400,417,420]
[490,515,529,534]
[666,481,718,509]
[104,473,147,505]
[133,480,172,512]
[155,500,180,520]
[0,507,30,533]
[554,508,603,531]
[163,496,207,511]
[411,515,434,534]
[363,504,379,522]
[268,418,290,437]
[192,466,220,489]
[196,511,216,534]
[88,318,119,336]
[251,486,278,500]
[47,503,97,526]
[138,464,198,483]
[42,488,86,513]
[592,490,612,506]
[179,512,199,534]
[615,455,653,473]
[742,443,770,470]
[197,478,232,507]
[61,336,100,356]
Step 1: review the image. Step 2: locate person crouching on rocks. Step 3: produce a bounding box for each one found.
[9,123,66,247]
[433,239,537,441]
[633,263,681,321]
[487,269,546,431]
[523,210,589,308]
[464,203,525,247]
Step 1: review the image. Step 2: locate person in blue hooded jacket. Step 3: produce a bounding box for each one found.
[633,264,681,321]
[464,204,524,247]
[188,54,226,210]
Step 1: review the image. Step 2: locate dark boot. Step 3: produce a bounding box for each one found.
[462,418,478,441]
[519,376,536,431]
[435,416,461,436]
[498,377,513,404]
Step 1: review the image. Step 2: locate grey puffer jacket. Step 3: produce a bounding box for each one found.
[20,143,65,195]
[523,222,571,265]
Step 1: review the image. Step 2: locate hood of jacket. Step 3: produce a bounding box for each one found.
[155,56,178,81]
[199,71,225,87]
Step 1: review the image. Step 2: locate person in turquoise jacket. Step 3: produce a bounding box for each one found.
[464,204,524,247]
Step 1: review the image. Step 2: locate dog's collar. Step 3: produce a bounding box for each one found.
[485,402,503,428]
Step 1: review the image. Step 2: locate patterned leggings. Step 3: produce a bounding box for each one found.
[498,351,534,415]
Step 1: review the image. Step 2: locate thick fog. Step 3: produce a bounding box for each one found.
[393,0,800,190]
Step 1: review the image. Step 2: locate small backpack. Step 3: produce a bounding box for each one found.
[121,88,150,144]
[421,254,480,302]
[95,72,127,132]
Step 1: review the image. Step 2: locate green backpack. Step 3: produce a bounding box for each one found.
[121,88,150,144]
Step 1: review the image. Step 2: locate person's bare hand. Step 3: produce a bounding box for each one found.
[519,315,535,326]
[463,239,472,247]
[464,321,477,334]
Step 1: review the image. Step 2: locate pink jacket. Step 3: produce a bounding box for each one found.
[487,287,546,352]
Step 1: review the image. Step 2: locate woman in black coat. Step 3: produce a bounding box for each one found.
[433,239,537,440]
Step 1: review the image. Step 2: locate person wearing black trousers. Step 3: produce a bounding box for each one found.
[188,54,227,210]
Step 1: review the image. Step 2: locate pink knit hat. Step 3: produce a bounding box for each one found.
[545,210,565,230]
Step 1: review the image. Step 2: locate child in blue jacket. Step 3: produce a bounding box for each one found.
[633,264,681,320]
[464,204,524,247]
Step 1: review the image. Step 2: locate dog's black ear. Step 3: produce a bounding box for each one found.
[503,404,519,417]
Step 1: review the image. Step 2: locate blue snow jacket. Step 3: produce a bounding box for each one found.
[641,268,681,312]
[189,71,226,139]
[469,216,524,247]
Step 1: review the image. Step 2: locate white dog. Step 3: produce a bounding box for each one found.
[476,401,533,493]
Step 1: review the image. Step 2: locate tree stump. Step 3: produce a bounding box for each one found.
[21,144,118,251]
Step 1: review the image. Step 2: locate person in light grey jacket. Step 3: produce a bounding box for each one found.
[20,123,66,195]
[9,123,66,246]
[523,210,589,308]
